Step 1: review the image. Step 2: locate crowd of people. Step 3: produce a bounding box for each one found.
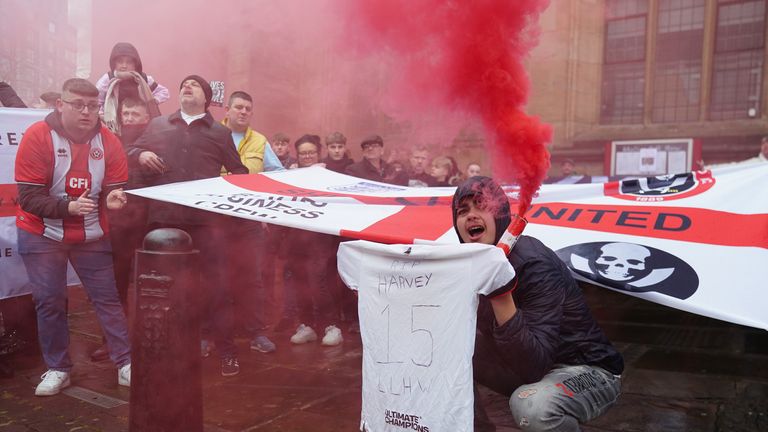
[3,41,630,431]
[3,42,485,387]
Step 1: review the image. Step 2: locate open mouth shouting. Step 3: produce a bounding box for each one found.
[455,196,497,245]
[466,223,486,242]
[467,225,485,239]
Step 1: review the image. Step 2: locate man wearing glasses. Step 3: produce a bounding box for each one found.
[14,78,132,396]
[345,134,408,186]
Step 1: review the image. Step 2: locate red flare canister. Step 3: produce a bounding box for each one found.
[496,214,527,256]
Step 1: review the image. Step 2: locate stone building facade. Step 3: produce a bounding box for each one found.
[530,0,768,176]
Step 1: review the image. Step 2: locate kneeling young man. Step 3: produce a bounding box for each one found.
[451,176,623,432]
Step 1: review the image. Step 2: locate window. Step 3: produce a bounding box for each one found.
[709,0,766,120]
[652,0,706,123]
[601,0,649,124]
[601,0,766,125]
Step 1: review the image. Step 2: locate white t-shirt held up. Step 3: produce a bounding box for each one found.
[337,241,516,432]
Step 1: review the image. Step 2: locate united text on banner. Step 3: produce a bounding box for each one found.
[128,164,768,330]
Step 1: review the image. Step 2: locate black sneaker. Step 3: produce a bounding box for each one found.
[221,357,240,377]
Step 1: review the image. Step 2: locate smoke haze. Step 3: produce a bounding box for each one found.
[338,0,552,215]
[87,0,551,208]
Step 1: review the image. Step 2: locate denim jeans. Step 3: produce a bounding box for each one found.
[473,331,621,431]
[509,364,621,431]
[17,229,131,371]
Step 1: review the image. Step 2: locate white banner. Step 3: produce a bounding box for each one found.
[129,164,768,330]
[0,108,49,299]
[1,107,79,299]
[4,107,767,329]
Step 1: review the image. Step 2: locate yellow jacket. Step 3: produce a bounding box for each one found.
[220,118,268,174]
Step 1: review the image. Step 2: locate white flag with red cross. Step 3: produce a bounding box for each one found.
[126,163,768,330]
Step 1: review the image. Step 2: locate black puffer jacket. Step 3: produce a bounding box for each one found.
[453,176,624,384]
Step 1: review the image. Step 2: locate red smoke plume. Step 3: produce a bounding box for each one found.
[339,0,552,216]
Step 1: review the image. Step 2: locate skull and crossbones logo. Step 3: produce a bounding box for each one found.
[570,242,675,289]
[594,243,650,281]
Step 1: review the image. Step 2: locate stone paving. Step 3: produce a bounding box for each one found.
[0,284,766,431]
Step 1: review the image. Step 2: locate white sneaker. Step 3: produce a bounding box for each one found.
[321,325,343,346]
[290,324,318,344]
[118,363,131,387]
[35,370,70,396]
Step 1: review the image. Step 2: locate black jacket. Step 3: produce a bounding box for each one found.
[278,154,297,169]
[477,235,625,382]
[126,110,247,225]
[451,177,623,385]
[345,158,407,186]
[408,171,437,187]
[323,156,354,174]
[0,82,26,108]
[17,112,120,220]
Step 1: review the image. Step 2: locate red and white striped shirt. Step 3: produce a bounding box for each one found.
[15,120,127,243]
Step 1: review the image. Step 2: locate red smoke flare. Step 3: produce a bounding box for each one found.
[339,0,552,216]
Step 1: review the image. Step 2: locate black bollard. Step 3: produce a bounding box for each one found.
[129,228,202,432]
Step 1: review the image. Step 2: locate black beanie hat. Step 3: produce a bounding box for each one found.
[180,75,213,109]
[451,176,511,245]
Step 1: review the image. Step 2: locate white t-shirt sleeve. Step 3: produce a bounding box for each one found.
[473,246,516,296]
[337,242,362,292]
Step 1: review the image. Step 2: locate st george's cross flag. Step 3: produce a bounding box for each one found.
[126,163,768,331]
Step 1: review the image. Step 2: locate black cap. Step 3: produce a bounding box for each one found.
[360,134,383,148]
[180,75,212,109]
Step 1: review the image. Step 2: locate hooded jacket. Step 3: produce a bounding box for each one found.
[109,43,144,74]
[95,43,169,109]
[15,111,127,242]
[452,177,624,383]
